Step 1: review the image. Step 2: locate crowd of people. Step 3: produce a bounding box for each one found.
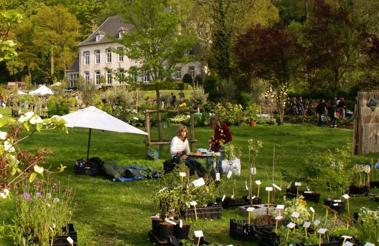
[287,96,349,127]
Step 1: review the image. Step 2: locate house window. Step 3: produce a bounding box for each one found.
[69,73,78,88]
[95,71,101,85]
[106,71,112,84]
[83,51,90,65]
[94,50,100,64]
[142,71,151,83]
[95,34,103,42]
[84,71,90,82]
[117,47,124,62]
[188,66,195,79]
[175,67,182,80]
[106,49,112,63]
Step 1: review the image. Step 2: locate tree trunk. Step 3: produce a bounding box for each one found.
[50,47,55,82]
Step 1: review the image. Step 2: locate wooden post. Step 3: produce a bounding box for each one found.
[145,111,151,153]
[190,111,195,151]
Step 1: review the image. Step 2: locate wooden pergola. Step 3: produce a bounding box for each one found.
[144,109,198,152]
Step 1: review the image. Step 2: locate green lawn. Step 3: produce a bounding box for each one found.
[1,108,378,245]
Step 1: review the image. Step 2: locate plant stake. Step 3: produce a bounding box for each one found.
[246,207,255,224]
[265,186,273,211]
[295,182,301,196]
[275,215,283,233]
[286,222,296,243]
[342,194,350,215]
[303,221,311,239]
[194,230,203,246]
[317,228,327,246]
[190,201,198,221]
[256,180,261,197]
[309,207,315,222]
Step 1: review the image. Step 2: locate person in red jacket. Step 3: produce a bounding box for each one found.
[209,116,232,152]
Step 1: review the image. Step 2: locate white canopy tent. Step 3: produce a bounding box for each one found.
[29,85,54,96]
[61,106,147,159]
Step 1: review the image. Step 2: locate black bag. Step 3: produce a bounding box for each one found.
[163,159,177,174]
[75,157,103,176]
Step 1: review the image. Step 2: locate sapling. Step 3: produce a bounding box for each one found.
[247,139,263,204]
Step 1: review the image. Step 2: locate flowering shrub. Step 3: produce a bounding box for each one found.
[214,103,244,125]
[10,181,74,245]
[0,111,67,199]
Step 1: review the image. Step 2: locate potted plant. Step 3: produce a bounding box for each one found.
[349,164,370,194]
[245,103,260,127]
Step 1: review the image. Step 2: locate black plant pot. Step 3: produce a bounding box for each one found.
[51,224,77,246]
[370,181,379,188]
[157,222,175,241]
[349,185,369,195]
[151,217,163,236]
[324,198,344,213]
[174,224,190,240]
[229,219,254,241]
[302,191,321,203]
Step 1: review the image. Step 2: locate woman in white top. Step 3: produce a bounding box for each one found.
[170,125,204,177]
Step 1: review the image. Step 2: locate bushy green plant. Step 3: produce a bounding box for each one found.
[47,96,69,117]
[244,103,261,121]
[214,102,244,125]
[10,181,74,246]
[355,207,379,243]
[224,144,242,160]
[190,89,208,109]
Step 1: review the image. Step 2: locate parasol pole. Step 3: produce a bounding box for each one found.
[87,128,92,159]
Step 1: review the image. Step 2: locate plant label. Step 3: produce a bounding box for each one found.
[287,222,296,229]
[273,183,281,191]
[275,215,283,221]
[194,230,204,238]
[215,173,220,181]
[309,207,315,213]
[295,182,301,187]
[192,178,205,187]
[255,180,261,185]
[246,207,255,212]
[165,218,177,225]
[190,201,197,206]
[251,195,256,200]
[303,222,311,228]
[341,235,352,240]
[265,186,273,191]
[332,203,339,206]
[304,191,312,194]
[251,167,256,175]
[333,199,342,203]
[291,212,300,218]
[245,181,249,191]
[276,204,285,210]
[363,243,375,246]
[179,219,183,228]
[342,194,350,200]
[222,194,226,202]
[179,172,186,177]
[66,237,74,245]
[343,242,353,246]
[231,194,234,199]
[314,220,320,226]
[227,170,233,179]
[158,187,167,193]
[317,228,327,234]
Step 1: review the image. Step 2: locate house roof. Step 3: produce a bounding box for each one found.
[67,57,79,72]
[78,15,132,47]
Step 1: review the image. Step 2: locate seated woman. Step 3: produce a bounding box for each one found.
[209,116,232,152]
[170,125,205,177]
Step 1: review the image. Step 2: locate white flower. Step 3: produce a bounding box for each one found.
[46,193,52,199]
[29,115,43,125]
[4,141,15,152]
[0,188,10,199]
[18,111,35,123]
[0,131,7,140]
[34,165,44,174]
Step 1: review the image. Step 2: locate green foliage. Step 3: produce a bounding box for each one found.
[182,73,193,84]
[190,89,208,109]
[244,103,260,121]
[47,96,69,117]
[214,102,244,125]
[10,181,74,246]
[355,207,379,243]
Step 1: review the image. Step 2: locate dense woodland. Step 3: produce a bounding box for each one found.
[1,0,379,101]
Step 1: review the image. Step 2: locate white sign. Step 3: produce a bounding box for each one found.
[66,237,74,245]
[291,212,300,218]
[276,204,285,210]
[179,172,186,177]
[295,182,302,187]
[165,218,177,225]
[192,178,205,187]
[227,170,233,179]
[215,173,220,181]
[317,228,327,234]
[265,186,273,191]
[272,183,282,191]
[309,207,315,213]
[287,222,296,229]
[245,181,249,191]
[342,194,350,200]
[231,194,235,199]
[341,235,352,240]
[194,230,204,238]
[251,167,256,175]
[222,194,226,202]
[314,220,320,226]
[333,199,342,203]
[179,219,183,228]
[275,215,283,221]
[303,222,311,228]
[255,180,261,185]
[246,207,255,212]
[190,201,197,206]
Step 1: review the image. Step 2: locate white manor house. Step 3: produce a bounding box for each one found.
[66,15,204,88]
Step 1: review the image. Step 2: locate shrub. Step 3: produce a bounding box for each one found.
[47,96,69,117]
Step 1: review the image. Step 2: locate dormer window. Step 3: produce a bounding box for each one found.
[95,33,104,42]
[117,27,127,39]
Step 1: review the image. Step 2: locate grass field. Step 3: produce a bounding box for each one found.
[0,107,378,245]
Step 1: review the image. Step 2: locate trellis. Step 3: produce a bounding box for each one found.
[144,109,198,152]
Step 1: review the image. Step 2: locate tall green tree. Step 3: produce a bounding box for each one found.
[30,5,80,82]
